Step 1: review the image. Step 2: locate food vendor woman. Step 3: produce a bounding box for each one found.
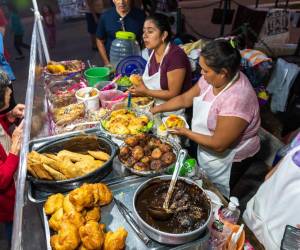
[129,13,192,115]
[151,40,261,197]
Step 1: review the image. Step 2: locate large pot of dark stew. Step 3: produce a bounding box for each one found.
[133,175,212,245]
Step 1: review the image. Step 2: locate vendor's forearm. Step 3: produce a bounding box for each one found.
[155,95,188,113]
[96,39,110,65]
[185,130,226,153]
[145,89,179,101]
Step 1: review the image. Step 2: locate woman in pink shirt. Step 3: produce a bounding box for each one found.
[151,40,260,198]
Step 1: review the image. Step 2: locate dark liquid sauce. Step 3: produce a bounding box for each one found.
[136,180,211,234]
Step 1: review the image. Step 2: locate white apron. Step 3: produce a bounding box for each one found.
[142,43,185,117]
[243,144,300,250]
[192,73,251,198]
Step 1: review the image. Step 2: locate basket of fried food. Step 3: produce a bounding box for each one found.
[100,108,154,140]
[44,60,85,76]
[118,133,181,176]
[43,183,128,250]
[27,134,118,193]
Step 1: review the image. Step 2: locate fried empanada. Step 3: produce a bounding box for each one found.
[57,150,94,162]
[95,183,113,206]
[27,162,38,178]
[103,227,128,250]
[44,193,64,215]
[49,208,64,231]
[50,221,80,250]
[79,221,105,250]
[69,184,95,211]
[43,164,66,180]
[63,210,85,228]
[63,194,76,214]
[85,207,101,222]
[30,163,53,180]
[88,150,110,161]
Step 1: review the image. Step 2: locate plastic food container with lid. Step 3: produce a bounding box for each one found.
[99,89,127,109]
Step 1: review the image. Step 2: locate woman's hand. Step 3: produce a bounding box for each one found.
[170,127,190,137]
[10,121,24,156]
[7,104,25,122]
[12,104,25,118]
[129,81,148,96]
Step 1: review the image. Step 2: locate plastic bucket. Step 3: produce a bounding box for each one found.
[84,67,110,86]
[75,87,100,111]
[99,90,126,109]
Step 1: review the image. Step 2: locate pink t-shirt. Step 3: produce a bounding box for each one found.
[197,72,261,162]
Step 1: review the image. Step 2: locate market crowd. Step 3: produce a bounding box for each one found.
[0,0,299,249]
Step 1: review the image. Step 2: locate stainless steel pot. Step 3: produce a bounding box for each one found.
[27,133,118,194]
[132,175,212,245]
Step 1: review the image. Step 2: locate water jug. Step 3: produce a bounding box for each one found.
[110,31,141,69]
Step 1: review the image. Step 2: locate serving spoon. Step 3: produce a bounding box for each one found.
[148,149,187,220]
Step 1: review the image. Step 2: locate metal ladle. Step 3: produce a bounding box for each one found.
[148,149,187,220]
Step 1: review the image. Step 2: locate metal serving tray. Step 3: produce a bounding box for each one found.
[42,176,210,250]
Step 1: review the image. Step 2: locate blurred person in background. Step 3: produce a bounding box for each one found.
[0,70,24,248]
[96,0,145,66]
[84,0,111,51]
[0,22,16,114]
[41,5,56,49]
[7,3,30,60]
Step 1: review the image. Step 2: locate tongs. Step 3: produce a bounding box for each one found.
[114,197,151,246]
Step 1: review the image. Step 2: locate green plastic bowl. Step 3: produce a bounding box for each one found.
[84,67,110,87]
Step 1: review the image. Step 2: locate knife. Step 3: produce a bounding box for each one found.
[114,197,151,246]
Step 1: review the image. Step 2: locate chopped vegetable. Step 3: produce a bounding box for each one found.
[116,76,132,87]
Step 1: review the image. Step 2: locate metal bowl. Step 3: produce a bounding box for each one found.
[100,108,154,140]
[27,133,118,193]
[118,136,181,176]
[133,175,212,245]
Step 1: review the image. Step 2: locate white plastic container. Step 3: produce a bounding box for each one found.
[75,87,99,111]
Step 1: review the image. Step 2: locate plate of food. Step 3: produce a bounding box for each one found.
[118,133,181,176]
[44,60,85,76]
[162,114,189,131]
[100,108,154,140]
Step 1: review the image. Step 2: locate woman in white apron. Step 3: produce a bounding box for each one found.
[151,40,260,198]
[0,70,24,246]
[129,13,192,117]
[243,141,300,250]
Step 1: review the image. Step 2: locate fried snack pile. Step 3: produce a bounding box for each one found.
[165,115,185,129]
[27,150,110,180]
[44,183,128,250]
[119,134,176,172]
[46,60,83,75]
[103,109,149,135]
[125,97,153,108]
[53,103,85,126]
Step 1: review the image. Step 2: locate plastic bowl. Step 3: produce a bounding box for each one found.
[75,87,99,111]
[84,67,110,87]
[99,90,127,109]
[225,222,245,250]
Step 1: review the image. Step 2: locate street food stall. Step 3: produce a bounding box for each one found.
[10,2,268,250]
